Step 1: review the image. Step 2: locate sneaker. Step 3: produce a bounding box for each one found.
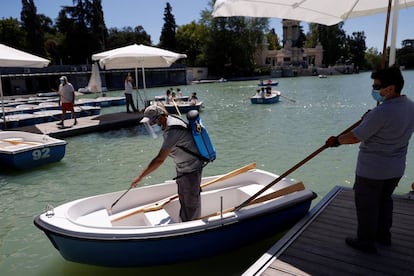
[56,121,63,126]
[345,237,377,253]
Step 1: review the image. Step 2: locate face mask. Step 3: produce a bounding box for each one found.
[371,89,386,102]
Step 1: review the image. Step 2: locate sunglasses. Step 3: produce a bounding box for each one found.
[372,84,388,90]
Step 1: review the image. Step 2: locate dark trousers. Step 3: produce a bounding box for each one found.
[125,92,137,112]
[176,169,202,222]
[353,175,400,244]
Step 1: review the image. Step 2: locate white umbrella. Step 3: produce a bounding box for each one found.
[92,44,187,69]
[0,43,50,128]
[0,43,50,68]
[213,0,414,25]
[213,0,414,66]
[92,44,187,108]
[87,63,102,93]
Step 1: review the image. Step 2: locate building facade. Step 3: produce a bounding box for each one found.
[255,20,323,75]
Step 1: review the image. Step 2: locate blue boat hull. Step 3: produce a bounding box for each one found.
[0,144,66,170]
[250,95,280,104]
[34,194,315,267]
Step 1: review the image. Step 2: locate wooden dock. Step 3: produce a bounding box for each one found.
[11,112,144,138]
[244,186,414,275]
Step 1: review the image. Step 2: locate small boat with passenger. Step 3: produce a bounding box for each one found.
[250,88,281,104]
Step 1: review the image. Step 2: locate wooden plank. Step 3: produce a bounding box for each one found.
[13,112,144,138]
[244,186,414,275]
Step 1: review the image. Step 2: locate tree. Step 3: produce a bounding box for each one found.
[89,0,108,52]
[397,41,414,69]
[20,0,45,56]
[346,31,367,69]
[200,1,269,77]
[56,0,108,64]
[365,47,382,70]
[176,22,208,66]
[266,28,281,50]
[0,18,26,48]
[106,26,151,49]
[159,2,176,50]
[307,23,346,66]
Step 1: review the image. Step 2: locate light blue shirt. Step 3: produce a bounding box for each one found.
[353,95,414,179]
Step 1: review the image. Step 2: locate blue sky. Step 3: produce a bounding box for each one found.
[1,0,413,51]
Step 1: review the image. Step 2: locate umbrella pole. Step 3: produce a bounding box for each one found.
[389,0,400,66]
[135,67,139,110]
[381,0,393,69]
[135,67,145,109]
[142,67,148,105]
[0,75,6,130]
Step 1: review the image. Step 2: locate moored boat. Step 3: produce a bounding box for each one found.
[34,164,316,267]
[0,130,67,170]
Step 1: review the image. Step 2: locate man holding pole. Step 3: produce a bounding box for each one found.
[326,66,414,253]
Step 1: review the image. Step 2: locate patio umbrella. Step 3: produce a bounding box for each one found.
[92,44,187,108]
[213,0,414,66]
[88,62,102,93]
[0,43,50,128]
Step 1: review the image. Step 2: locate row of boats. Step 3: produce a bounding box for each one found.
[0,90,203,171]
[0,94,126,170]
[0,95,126,129]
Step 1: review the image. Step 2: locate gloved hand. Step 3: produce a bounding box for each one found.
[326,136,341,147]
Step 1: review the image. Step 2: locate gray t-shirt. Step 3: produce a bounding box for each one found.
[353,95,414,179]
[162,116,204,173]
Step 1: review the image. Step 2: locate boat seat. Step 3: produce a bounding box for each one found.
[237,184,264,196]
[144,209,174,226]
[77,208,112,227]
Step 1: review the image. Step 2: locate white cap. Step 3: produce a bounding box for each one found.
[140,105,168,123]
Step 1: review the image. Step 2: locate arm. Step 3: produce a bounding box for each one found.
[338,131,360,145]
[131,148,170,188]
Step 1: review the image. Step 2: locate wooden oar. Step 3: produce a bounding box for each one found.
[234,119,362,212]
[0,139,41,145]
[201,181,305,219]
[172,99,182,116]
[280,94,296,103]
[110,162,256,222]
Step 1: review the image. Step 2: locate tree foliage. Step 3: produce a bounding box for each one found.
[346,31,367,69]
[0,18,26,49]
[200,2,269,77]
[159,2,176,50]
[106,26,151,49]
[176,21,208,66]
[20,0,45,56]
[56,0,108,64]
[266,28,281,50]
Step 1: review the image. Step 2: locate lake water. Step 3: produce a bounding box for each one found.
[1,71,414,275]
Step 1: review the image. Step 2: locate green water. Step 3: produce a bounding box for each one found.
[1,71,414,275]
